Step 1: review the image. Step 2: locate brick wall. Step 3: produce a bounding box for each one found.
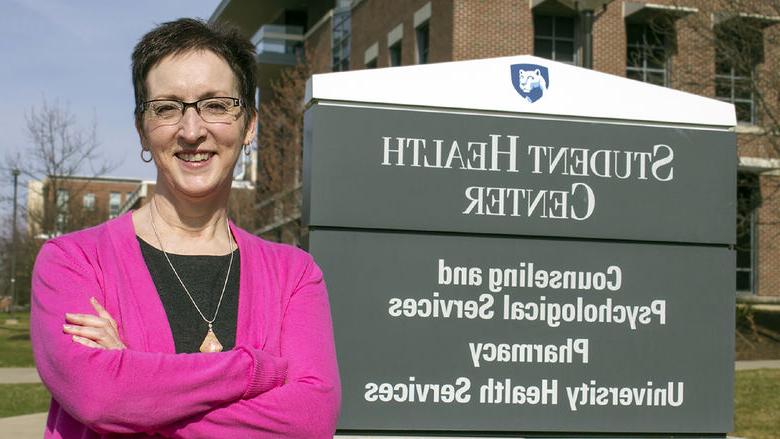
[451,0,532,61]
[351,0,448,69]
[758,175,780,296]
[305,14,333,74]
[591,1,624,75]
[43,178,140,233]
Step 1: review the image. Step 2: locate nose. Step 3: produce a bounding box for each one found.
[178,106,207,145]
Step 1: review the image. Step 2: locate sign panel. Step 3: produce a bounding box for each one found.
[304,55,736,437]
[310,229,734,433]
[304,104,736,245]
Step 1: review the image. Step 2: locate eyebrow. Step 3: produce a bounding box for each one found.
[148,91,235,101]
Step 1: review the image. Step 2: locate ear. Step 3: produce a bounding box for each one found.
[135,118,148,149]
[242,110,258,146]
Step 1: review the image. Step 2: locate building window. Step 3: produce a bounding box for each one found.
[533,15,576,64]
[82,193,95,210]
[737,172,760,293]
[389,41,402,67]
[715,22,762,125]
[416,21,429,64]
[109,192,121,218]
[364,42,378,69]
[332,6,351,71]
[56,189,69,207]
[56,189,69,233]
[626,22,669,86]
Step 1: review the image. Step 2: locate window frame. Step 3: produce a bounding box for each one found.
[389,41,402,67]
[625,21,670,87]
[714,20,763,126]
[736,171,759,294]
[331,7,351,72]
[109,191,121,219]
[82,192,96,210]
[533,14,578,65]
[416,20,430,64]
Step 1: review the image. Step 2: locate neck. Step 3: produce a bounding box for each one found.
[152,191,227,240]
[133,181,235,256]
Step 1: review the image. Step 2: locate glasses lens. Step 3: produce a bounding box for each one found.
[198,98,240,123]
[145,101,182,124]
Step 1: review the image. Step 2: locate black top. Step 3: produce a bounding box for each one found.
[138,237,240,353]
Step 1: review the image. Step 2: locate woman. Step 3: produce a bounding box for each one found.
[30,18,340,438]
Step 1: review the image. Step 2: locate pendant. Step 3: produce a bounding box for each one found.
[199,325,223,353]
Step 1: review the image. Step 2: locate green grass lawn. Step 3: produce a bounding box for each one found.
[0,312,35,367]
[0,383,50,418]
[733,369,780,439]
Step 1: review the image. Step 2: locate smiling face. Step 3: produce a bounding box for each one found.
[138,49,255,201]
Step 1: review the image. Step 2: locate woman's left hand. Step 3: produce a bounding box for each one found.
[62,297,126,350]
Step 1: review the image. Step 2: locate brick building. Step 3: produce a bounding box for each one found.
[210,0,780,297]
[26,175,259,239]
[26,175,142,238]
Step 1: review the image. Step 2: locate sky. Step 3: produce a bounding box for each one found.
[0,0,223,189]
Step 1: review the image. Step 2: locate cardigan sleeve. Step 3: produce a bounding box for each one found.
[30,239,288,435]
[156,254,341,438]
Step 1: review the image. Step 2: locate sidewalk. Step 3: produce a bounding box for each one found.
[0,413,45,439]
[0,368,40,384]
[734,359,780,370]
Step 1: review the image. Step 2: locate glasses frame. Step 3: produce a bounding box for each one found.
[138,97,243,124]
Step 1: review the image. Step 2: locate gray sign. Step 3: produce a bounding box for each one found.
[309,229,734,433]
[303,104,736,245]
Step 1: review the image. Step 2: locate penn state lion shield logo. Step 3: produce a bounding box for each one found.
[510,63,549,103]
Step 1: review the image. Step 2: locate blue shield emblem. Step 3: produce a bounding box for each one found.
[510,64,549,103]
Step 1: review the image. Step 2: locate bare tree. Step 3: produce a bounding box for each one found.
[255,56,312,245]
[4,99,116,235]
[649,1,780,295]
[0,99,116,306]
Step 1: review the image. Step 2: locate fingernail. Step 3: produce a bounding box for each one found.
[64,313,73,319]
[90,297,96,303]
[63,324,72,330]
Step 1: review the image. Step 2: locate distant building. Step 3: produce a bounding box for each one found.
[211,0,780,298]
[26,175,141,239]
[26,174,258,240]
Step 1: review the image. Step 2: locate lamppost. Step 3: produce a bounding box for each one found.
[10,168,19,313]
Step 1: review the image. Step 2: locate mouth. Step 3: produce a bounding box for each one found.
[175,151,215,163]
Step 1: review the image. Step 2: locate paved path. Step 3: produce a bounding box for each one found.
[0,368,40,384]
[0,412,46,439]
[735,359,780,370]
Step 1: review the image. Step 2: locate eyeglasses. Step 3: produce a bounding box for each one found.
[139,97,242,125]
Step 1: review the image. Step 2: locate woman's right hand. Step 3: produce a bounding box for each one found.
[62,297,126,350]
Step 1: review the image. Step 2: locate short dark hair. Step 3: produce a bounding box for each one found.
[132,18,256,128]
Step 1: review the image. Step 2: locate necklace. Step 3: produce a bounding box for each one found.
[149,199,234,353]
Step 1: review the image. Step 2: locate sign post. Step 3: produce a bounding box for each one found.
[303,56,736,437]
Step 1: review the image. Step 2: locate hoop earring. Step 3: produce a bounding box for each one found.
[141,148,153,163]
[243,143,252,156]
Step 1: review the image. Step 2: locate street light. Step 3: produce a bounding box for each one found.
[10,168,19,313]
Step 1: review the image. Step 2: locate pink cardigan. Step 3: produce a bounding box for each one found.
[30,212,340,438]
